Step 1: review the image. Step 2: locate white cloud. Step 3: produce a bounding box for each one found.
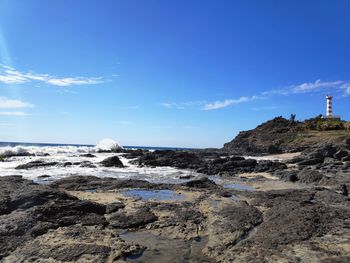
[0,97,34,109]
[264,80,347,96]
[0,111,29,116]
[0,64,103,87]
[0,68,28,84]
[47,77,102,86]
[161,101,207,110]
[291,80,344,94]
[203,97,250,110]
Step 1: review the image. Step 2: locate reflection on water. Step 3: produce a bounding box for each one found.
[123,189,185,201]
[120,231,213,263]
[224,183,254,191]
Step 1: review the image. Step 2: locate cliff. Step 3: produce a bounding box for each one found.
[223,116,350,155]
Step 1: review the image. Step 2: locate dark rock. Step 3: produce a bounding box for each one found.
[52,176,155,191]
[297,170,325,183]
[62,162,73,167]
[205,204,264,257]
[0,176,108,258]
[244,188,350,251]
[150,202,205,231]
[100,156,124,167]
[15,161,58,170]
[297,158,324,166]
[285,156,304,164]
[106,202,125,213]
[132,150,205,169]
[1,149,34,158]
[179,174,195,180]
[79,161,97,168]
[305,144,338,159]
[197,157,286,176]
[121,149,146,159]
[182,176,219,190]
[334,150,349,159]
[340,184,348,196]
[79,153,96,158]
[342,155,350,161]
[223,117,296,155]
[274,170,299,182]
[37,175,51,179]
[108,207,157,228]
[254,160,287,173]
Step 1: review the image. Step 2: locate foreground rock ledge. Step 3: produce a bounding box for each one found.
[0,175,350,263]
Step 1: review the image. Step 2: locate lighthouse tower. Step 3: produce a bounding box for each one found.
[326,95,333,117]
[324,95,340,120]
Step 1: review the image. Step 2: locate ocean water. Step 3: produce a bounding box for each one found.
[0,141,196,151]
[0,141,200,184]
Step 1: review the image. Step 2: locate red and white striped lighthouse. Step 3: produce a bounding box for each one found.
[326,95,333,117]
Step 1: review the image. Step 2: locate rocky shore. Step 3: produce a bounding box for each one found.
[1,147,350,262]
[1,117,350,262]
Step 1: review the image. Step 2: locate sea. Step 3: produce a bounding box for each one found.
[0,141,196,151]
[0,140,200,184]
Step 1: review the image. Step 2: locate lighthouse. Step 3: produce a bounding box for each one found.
[324,95,340,120]
[326,95,333,117]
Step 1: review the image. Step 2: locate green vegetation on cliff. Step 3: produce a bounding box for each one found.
[223,116,350,155]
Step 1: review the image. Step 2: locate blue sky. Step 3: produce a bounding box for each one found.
[0,0,349,148]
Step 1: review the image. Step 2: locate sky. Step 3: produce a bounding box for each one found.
[0,0,349,148]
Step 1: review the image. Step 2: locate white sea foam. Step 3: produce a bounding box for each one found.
[95,138,122,152]
[0,144,198,184]
[0,146,31,157]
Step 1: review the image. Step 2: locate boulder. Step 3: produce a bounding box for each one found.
[274,170,299,182]
[108,207,157,228]
[181,176,218,189]
[15,161,58,170]
[100,156,124,167]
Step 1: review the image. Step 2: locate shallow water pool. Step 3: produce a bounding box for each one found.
[224,183,254,191]
[123,189,185,201]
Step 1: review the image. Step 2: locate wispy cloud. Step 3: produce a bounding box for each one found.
[292,80,344,93]
[161,101,207,110]
[203,97,248,110]
[0,96,34,109]
[0,64,103,87]
[0,111,29,116]
[203,96,259,110]
[263,79,348,96]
